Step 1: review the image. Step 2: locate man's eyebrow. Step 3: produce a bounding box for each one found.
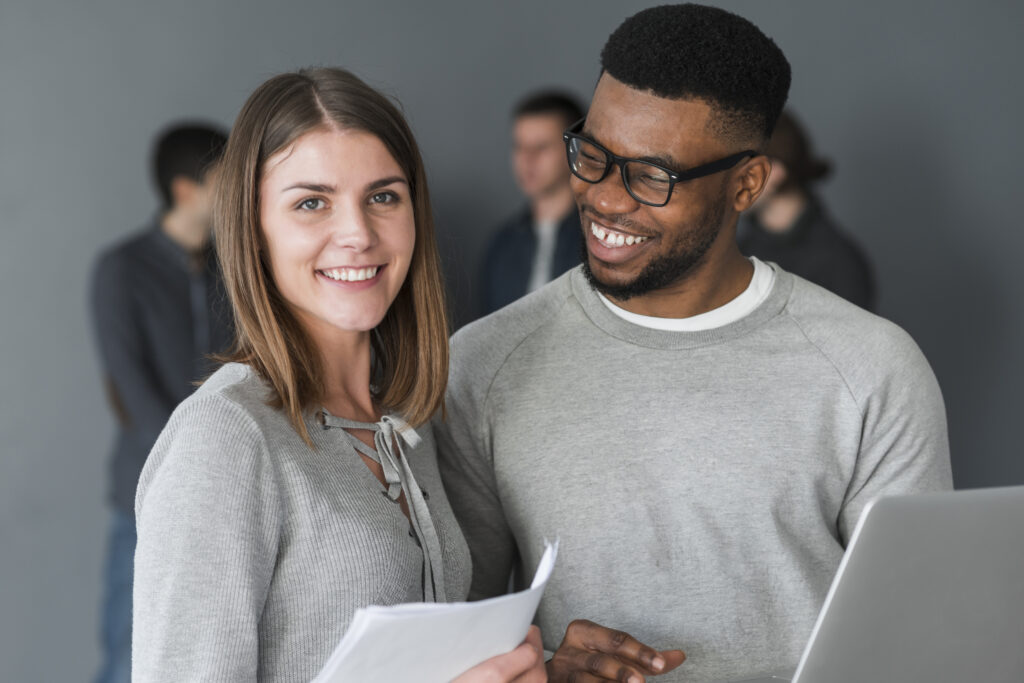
[580,127,686,173]
[637,154,686,171]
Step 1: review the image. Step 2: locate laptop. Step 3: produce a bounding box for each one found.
[730,485,1024,682]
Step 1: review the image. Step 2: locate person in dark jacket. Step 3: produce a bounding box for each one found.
[88,123,233,683]
[738,110,876,310]
[479,91,584,316]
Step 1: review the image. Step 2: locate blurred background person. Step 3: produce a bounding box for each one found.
[479,90,584,316]
[738,110,876,310]
[88,123,233,683]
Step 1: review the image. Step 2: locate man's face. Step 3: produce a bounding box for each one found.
[574,74,740,301]
[513,113,572,200]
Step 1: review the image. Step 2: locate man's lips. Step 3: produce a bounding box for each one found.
[588,220,652,248]
[584,217,656,266]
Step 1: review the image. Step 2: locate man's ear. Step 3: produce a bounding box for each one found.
[169,175,200,209]
[732,155,773,212]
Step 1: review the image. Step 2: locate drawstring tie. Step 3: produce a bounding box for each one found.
[320,410,446,602]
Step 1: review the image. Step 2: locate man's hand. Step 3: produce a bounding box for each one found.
[546,619,685,682]
[453,625,547,682]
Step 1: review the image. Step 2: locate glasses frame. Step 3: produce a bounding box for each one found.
[562,118,757,207]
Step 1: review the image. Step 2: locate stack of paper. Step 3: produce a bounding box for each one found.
[313,540,559,682]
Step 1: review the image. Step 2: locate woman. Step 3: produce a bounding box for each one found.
[132,67,544,682]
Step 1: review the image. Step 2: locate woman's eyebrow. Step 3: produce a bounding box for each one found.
[282,182,336,194]
[365,176,408,192]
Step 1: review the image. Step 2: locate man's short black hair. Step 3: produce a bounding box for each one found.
[151,123,228,210]
[600,3,791,144]
[513,90,585,130]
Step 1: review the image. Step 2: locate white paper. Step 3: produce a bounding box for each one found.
[313,539,559,683]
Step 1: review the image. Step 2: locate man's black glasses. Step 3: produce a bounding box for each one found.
[563,118,756,207]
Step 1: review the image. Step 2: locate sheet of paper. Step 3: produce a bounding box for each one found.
[313,539,559,683]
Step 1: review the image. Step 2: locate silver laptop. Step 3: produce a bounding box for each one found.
[731,485,1024,683]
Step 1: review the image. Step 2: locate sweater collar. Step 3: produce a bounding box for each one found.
[570,262,793,350]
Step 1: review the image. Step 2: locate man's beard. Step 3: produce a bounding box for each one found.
[581,194,726,302]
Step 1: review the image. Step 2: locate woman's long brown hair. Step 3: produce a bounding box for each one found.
[214,67,449,445]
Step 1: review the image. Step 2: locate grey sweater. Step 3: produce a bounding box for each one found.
[133,363,471,682]
[435,265,951,682]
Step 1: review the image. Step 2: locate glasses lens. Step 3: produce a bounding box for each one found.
[568,137,608,182]
[624,161,672,205]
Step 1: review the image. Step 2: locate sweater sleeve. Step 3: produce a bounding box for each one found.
[837,328,953,543]
[133,394,281,682]
[434,343,519,600]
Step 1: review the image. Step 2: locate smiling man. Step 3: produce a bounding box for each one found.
[436,5,951,682]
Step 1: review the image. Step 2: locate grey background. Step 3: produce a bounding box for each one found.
[1,0,1021,679]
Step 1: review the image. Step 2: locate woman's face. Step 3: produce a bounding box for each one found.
[259,127,415,348]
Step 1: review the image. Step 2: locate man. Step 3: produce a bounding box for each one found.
[739,110,876,310]
[89,123,233,683]
[479,91,585,316]
[436,5,951,682]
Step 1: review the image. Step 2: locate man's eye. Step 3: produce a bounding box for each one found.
[298,198,326,211]
[640,174,670,187]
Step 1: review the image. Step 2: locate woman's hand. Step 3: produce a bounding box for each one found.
[452,625,547,682]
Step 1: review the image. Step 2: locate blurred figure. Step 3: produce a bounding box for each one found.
[479,91,584,316]
[739,110,876,310]
[88,123,233,683]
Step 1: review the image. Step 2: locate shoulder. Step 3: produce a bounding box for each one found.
[135,363,286,514]
[780,273,937,406]
[450,270,576,387]
[94,228,155,269]
[90,229,158,288]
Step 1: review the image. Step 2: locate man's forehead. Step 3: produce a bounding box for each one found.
[585,74,719,162]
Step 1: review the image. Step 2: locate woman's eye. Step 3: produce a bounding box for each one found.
[298,198,326,211]
[370,191,398,204]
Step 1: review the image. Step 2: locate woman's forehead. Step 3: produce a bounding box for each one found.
[261,128,404,188]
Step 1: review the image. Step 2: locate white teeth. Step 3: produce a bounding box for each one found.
[322,267,379,282]
[591,221,648,249]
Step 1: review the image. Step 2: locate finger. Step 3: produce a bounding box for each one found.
[656,648,686,673]
[553,673,607,683]
[556,647,648,683]
[524,625,543,653]
[510,627,547,683]
[453,639,540,683]
[567,620,665,674]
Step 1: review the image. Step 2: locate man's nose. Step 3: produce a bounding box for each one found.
[586,164,641,215]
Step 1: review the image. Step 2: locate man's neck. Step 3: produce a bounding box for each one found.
[607,245,754,319]
[531,185,575,224]
[160,209,209,254]
[756,190,808,234]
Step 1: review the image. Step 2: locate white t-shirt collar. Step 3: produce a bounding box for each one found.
[597,257,776,332]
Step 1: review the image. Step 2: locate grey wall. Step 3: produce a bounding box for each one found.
[1,0,1021,679]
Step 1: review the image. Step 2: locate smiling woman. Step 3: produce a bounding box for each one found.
[130,68,545,683]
